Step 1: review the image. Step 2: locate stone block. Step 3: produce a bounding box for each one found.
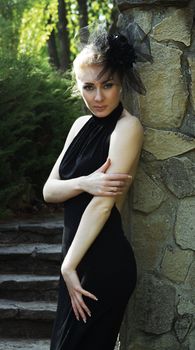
[186,260,195,289]
[174,314,193,343]
[132,238,162,272]
[138,41,188,128]
[160,245,193,283]
[119,10,152,34]
[177,296,195,316]
[151,8,193,46]
[128,333,181,350]
[187,56,195,112]
[181,113,195,138]
[131,200,175,270]
[162,157,195,198]
[143,128,195,160]
[116,0,189,8]
[189,329,195,350]
[175,197,195,250]
[133,167,167,213]
[134,274,175,334]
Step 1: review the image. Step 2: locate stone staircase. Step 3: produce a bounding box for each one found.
[0,218,121,350]
[0,218,64,349]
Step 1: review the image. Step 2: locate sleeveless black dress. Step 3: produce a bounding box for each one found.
[50,103,137,350]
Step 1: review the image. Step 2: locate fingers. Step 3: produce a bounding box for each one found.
[77,294,91,318]
[99,190,123,197]
[72,296,88,323]
[106,173,132,181]
[78,288,98,301]
[104,180,129,188]
[97,176,132,196]
[71,288,98,323]
[62,268,98,323]
[71,298,80,321]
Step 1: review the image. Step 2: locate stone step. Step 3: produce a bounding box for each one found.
[0,299,56,338]
[0,244,62,274]
[0,274,59,302]
[0,299,56,320]
[0,339,50,350]
[0,221,64,244]
[0,339,120,350]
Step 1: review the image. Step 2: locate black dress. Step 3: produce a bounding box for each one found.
[50,103,137,350]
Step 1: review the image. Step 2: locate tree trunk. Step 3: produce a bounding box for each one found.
[78,0,88,29]
[47,29,60,69]
[57,0,70,71]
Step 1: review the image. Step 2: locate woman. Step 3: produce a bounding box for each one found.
[43,23,152,350]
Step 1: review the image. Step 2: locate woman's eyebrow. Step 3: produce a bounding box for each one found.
[83,78,113,85]
[102,78,113,83]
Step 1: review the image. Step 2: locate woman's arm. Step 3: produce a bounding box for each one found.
[43,117,84,203]
[61,114,144,321]
[43,117,131,203]
[62,115,143,270]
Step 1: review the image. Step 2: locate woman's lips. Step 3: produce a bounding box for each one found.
[93,106,107,111]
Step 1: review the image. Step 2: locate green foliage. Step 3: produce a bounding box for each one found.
[17,0,114,59]
[18,0,58,56]
[88,0,113,23]
[0,0,115,60]
[0,55,81,217]
[0,0,115,217]
[67,0,114,58]
[0,0,32,56]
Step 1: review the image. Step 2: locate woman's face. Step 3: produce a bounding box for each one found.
[76,64,122,118]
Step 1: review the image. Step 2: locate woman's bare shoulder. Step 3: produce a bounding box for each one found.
[118,109,144,137]
[72,114,91,135]
[61,114,91,152]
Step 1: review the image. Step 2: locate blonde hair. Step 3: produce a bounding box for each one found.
[72,45,107,96]
[73,46,106,73]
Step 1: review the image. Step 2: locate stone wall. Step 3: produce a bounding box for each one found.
[116,1,195,349]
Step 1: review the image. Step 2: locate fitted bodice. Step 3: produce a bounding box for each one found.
[59,102,124,253]
[59,102,123,180]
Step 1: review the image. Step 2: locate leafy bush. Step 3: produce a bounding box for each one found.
[0,55,82,217]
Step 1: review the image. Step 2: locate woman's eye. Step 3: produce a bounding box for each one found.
[104,83,113,89]
[83,85,94,91]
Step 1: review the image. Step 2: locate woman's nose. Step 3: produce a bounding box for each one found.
[94,88,104,102]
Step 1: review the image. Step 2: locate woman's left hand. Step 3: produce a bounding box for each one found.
[61,265,98,323]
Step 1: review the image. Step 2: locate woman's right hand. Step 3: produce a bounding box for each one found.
[61,264,98,323]
[81,158,132,196]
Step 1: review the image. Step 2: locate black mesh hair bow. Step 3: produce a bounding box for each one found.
[78,21,153,95]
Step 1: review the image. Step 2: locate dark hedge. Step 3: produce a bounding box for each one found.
[0,55,82,217]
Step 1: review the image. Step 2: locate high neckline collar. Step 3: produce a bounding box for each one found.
[92,102,123,125]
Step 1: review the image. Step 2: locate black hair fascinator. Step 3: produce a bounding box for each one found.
[78,21,153,95]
